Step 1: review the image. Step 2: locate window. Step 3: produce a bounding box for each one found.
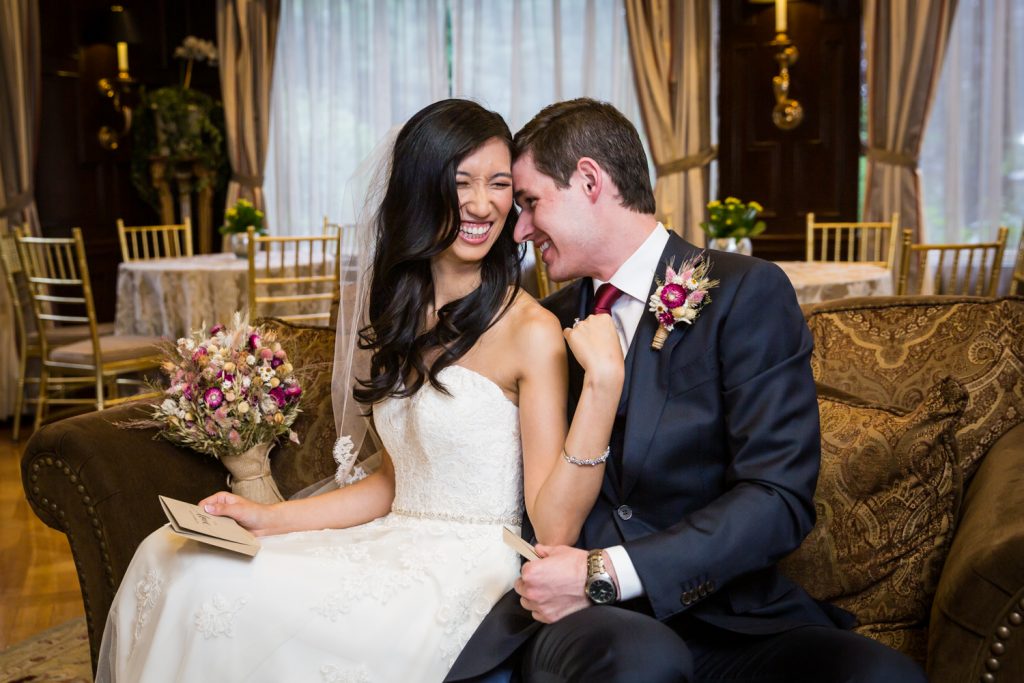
[264,0,644,233]
[920,0,1024,254]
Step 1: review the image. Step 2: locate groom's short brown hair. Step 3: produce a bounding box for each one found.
[514,98,655,214]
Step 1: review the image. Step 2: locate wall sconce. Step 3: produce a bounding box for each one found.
[83,5,141,150]
[764,0,804,130]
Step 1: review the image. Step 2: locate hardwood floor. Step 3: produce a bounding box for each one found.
[0,420,84,650]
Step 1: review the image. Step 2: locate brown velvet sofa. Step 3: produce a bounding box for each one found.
[21,299,1024,681]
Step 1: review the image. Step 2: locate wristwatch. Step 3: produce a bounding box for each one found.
[585,549,618,604]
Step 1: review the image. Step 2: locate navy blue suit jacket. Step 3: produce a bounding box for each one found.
[447,234,846,681]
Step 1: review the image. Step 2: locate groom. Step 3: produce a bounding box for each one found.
[446,99,927,682]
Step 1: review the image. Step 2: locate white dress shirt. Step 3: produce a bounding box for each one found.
[591,224,669,601]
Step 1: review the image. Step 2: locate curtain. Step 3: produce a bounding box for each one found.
[264,0,447,231]
[450,0,643,135]
[625,0,712,243]
[919,0,1024,252]
[862,0,958,241]
[0,0,40,419]
[217,0,280,223]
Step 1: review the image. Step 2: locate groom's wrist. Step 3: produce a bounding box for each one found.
[603,545,643,601]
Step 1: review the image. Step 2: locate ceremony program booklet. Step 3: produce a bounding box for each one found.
[502,525,540,561]
[159,495,260,557]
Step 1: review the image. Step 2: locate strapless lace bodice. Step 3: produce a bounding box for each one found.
[374,365,523,526]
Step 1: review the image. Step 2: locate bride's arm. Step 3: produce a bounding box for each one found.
[198,449,396,536]
[518,310,624,546]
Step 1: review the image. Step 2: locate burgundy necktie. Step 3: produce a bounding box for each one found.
[592,283,624,316]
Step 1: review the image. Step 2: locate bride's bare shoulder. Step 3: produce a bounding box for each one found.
[500,289,563,350]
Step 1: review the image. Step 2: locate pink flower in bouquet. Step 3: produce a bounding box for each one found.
[204,387,224,409]
[138,313,304,460]
[269,386,287,407]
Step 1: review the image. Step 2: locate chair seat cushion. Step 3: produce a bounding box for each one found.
[780,377,967,664]
[50,335,164,364]
[29,322,115,346]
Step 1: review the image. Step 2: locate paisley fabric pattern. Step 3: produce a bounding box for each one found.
[803,296,1024,479]
[254,317,339,498]
[780,378,967,664]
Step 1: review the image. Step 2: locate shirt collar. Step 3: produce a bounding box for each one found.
[593,223,670,302]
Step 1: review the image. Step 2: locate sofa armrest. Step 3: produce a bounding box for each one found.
[21,401,227,672]
[927,421,1024,683]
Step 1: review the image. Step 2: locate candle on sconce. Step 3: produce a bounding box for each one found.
[775,0,787,34]
[117,41,129,77]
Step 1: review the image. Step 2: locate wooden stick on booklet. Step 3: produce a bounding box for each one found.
[502,525,539,561]
[159,495,260,557]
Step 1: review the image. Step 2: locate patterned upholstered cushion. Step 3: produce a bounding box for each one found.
[780,377,967,663]
[255,318,339,498]
[803,296,1024,480]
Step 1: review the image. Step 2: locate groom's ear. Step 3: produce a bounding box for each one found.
[576,157,602,203]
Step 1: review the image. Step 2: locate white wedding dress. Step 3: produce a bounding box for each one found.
[96,366,523,683]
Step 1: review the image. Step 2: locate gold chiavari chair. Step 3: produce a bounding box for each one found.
[0,232,116,440]
[117,218,194,261]
[1011,231,1024,296]
[897,226,1009,296]
[15,228,164,432]
[322,216,342,238]
[806,212,900,268]
[246,226,342,326]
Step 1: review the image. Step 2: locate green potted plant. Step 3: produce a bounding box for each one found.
[130,36,227,216]
[220,199,266,257]
[700,197,766,256]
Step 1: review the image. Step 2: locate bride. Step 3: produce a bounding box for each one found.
[95,99,624,682]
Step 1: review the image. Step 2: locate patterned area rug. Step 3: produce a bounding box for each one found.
[0,618,91,682]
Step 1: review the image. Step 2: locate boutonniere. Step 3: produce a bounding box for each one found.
[648,254,719,350]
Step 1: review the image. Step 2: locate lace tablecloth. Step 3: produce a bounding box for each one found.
[115,253,335,338]
[776,261,894,304]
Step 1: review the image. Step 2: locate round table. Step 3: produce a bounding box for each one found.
[775,261,894,304]
[115,253,338,338]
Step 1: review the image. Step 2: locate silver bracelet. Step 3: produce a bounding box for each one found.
[562,446,611,466]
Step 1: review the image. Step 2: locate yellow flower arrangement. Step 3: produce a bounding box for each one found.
[701,197,766,239]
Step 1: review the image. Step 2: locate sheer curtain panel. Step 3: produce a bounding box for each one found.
[450,0,644,146]
[920,0,1024,252]
[263,0,448,232]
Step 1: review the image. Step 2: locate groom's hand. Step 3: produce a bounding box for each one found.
[515,544,590,623]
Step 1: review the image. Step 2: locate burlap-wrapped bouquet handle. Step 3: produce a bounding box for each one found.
[220,442,285,504]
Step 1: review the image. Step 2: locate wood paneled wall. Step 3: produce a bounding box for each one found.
[718,0,862,261]
[35,0,222,321]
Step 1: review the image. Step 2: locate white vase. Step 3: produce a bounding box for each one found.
[709,237,753,256]
[220,442,285,504]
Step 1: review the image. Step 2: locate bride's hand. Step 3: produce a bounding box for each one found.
[198,491,277,536]
[563,314,624,386]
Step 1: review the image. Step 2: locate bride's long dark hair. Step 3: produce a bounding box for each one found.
[354,100,522,404]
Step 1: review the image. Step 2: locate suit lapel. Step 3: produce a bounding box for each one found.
[619,235,704,499]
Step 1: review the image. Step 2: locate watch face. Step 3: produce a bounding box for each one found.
[587,578,616,604]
